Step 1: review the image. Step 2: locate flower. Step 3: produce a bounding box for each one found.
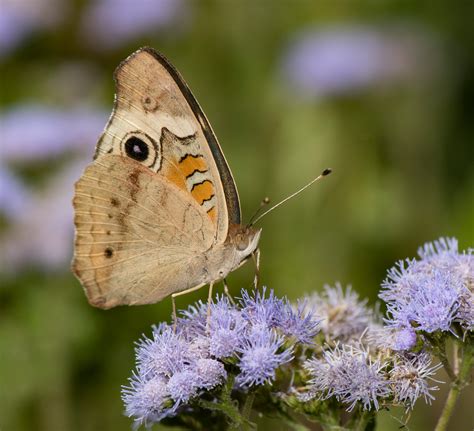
[390,353,442,409]
[136,325,197,378]
[0,105,106,162]
[208,297,248,358]
[236,327,293,388]
[306,283,373,342]
[122,373,174,427]
[167,370,201,404]
[80,0,189,49]
[240,288,320,343]
[195,358,227,390]
[281,25,441,98]
[380,238,473,333]
[302,342,390,411]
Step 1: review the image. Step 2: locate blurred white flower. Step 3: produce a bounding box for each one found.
[0,105,108,162]
[80,0,189,49]
[281,24,442,98]
[0,0,67,57]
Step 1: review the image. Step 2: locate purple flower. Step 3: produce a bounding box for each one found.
[281,25,440,99]
[208,297,248,358]
[367,325,417,351]
[276,299,321,344]
[302,342,390,411]
[380,238,473,333]
[0,165,31,220]
[0,105,106,162]
[80,0,189,49]
[0,0,65,57]
[306,284,373,342]
[0,159,89,272]
[122,373,174,427]
[195,358,227,390]
[240,288,320,343]
[136,325,198,378]
[390,353,442,409]
[236,327,293,388]
[167,370,201,404]
[240,287,285,329]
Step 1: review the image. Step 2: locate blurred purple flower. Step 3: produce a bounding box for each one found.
[0,105,107,162]
[0,165,31,220]
[80,0,189,49]
[0,0,66,57]
[367,325,417,351]
[302,342,390,411]
[281,25,440,98]
[0,159,88,272]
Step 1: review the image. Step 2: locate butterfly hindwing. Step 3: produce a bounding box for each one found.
[73,155,214,308]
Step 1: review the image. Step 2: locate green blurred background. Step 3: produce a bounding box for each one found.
[1,1,473,430]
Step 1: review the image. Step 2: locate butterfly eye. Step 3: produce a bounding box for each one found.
[125,137,149,161]
[121,132,161,170]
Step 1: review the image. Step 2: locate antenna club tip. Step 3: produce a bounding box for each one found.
[322,168,332,176]
[263,197,270,204]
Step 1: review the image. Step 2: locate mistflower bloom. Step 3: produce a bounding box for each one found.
[136,325,198,378]
[302,342,390,411]
[195,358,227,390]
[390,353,442,409]
[237,327,293,387]
[381,238,473,333]
[122,373,173,426]
[279,299,321,344]
[240,287,285,329]
[306,283,373,341]
[366,325,417,351]
[208,296,248,358]
[167,370,201,404]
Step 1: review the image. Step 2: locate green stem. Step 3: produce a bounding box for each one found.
[353,410,375,431]
[434,341,474,431]
[241,392,255,430]
[436,343,456,381]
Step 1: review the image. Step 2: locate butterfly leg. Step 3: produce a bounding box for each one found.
[252,248,261,288]
[171,284,205,331]
[223,278,236,305]
[206,282,214,332]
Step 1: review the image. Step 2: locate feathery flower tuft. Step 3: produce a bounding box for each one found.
[302,342,390,411]
[237,326,294,387]
[380,238,473,333]
[306,283,373,341]
[390,353,442,409]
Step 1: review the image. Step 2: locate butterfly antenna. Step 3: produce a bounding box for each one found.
[248,197,271,226]
[249,168,332,226]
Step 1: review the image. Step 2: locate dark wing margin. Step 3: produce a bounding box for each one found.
[124,46,242,226]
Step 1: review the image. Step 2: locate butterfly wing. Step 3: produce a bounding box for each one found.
[95,47,240,241]
[73,155,215,308]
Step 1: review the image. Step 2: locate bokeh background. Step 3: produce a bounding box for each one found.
[1,1,473,430]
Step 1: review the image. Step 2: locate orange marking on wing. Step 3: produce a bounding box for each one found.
[207,206,217,222]
[191,180,214,205]
[178,155,207,178]
[161,163,187,191]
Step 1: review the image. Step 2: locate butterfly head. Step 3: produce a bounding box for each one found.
[228,224,262,263]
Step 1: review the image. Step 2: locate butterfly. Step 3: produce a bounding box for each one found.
[72,47,261,309]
